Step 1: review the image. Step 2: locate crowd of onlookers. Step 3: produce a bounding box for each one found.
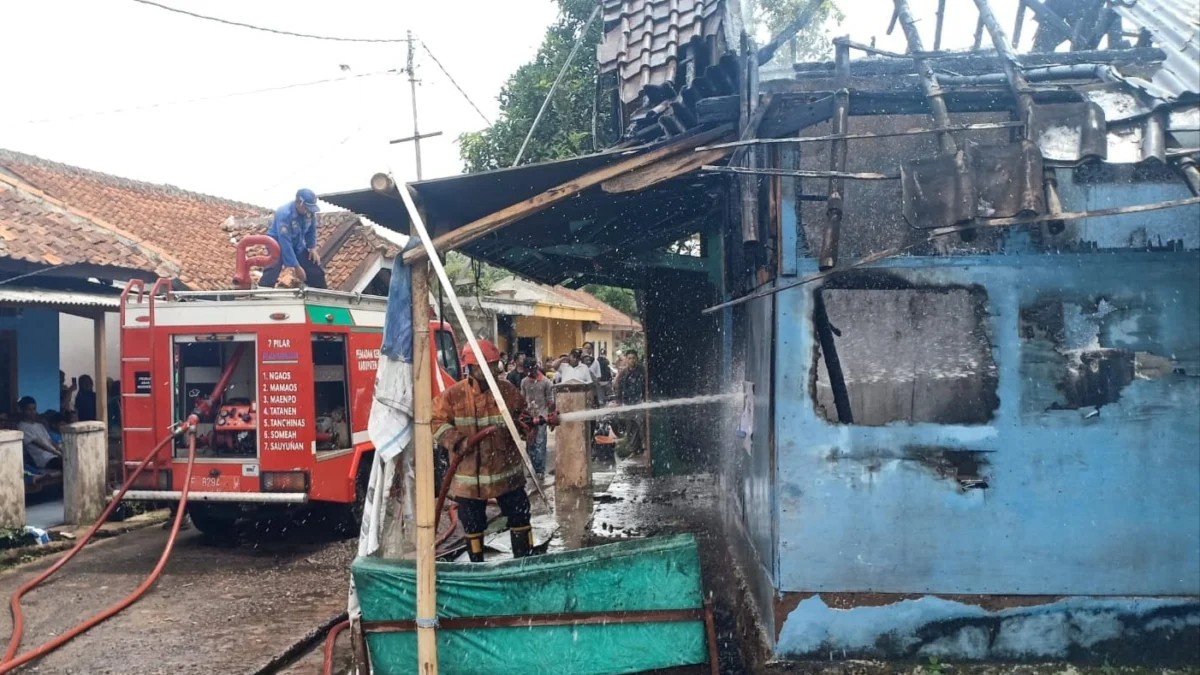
[5,371,122,491]
[498,341,647,468]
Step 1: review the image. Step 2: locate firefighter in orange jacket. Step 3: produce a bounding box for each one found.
[431,339,536,562]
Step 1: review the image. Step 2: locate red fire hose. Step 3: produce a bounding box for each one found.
[0,419,200,673]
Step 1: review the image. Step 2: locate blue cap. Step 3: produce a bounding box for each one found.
[296,188,320,212]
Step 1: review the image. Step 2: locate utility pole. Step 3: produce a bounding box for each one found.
[393,30,446,178]
[389,30,442,180]
[406,30,423,180]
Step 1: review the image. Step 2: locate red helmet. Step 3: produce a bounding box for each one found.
[460,339,501,367]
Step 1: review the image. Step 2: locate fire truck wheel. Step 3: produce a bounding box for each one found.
[187,503,238,539]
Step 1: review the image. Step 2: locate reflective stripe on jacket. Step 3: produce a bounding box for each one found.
[431,377,528,500]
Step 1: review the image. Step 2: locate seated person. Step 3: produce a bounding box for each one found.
[18,397,62,471]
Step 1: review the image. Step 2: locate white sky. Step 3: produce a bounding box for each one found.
[2,0,1030,209]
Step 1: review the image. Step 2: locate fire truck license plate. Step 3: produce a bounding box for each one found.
[190,474,242,491]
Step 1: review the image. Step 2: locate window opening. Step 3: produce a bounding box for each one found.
[313,334,351,451]
[435,329,461,381]
[813,286,999,426]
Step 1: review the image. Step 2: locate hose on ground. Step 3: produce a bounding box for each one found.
[0,419,199,674]
[322,618,351,675]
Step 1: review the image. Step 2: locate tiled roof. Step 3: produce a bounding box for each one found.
[0,149,267,290]
[551,285,643,331]
[598,0,726,104]
[0,149,394,291]
[0,175,180,279]
[325,226,399,291]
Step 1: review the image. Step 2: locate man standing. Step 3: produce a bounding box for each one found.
[506,357,526,389]
[261,188,326,289]
[520,358,554,477]
[431,339,536,562]
[553,349,593,385]
[616,350,647,455]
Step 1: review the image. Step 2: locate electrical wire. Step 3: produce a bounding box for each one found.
[129,0,411,43]
[419,41,492,126]
[14,70,400,126]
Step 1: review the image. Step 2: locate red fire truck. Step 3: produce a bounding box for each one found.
[117,267,460,536]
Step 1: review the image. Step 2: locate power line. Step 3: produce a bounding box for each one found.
[419,41,492,126]
[129,0,411,43]
[13,70,400,125]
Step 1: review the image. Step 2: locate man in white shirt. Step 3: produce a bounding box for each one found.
[553,349,593,385]
[18,396,62,470]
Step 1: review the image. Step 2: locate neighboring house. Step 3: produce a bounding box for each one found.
[0,165,178,418]
[549,286,642,357]
[486,278,641,362]
[0,149,398,388]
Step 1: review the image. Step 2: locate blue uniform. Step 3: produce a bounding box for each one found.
[267,201,317,268]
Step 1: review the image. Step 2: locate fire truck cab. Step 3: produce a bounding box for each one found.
[118,278,460,535]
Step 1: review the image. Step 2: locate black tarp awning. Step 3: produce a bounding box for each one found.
[322,131,727,289]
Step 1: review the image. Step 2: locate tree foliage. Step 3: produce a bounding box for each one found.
[582,284,638,319]
[456,0,836,308]
[747,0,844,63]
[459,0,607,172]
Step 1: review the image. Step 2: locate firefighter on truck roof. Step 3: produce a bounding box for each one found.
[262,188,327,289]
[432,339,553,562]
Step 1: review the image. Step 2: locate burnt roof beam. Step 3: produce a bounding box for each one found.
[790,47,1166,79]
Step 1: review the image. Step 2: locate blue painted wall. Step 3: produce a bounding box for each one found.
[771,252,1200,600]
[0,308,61,414]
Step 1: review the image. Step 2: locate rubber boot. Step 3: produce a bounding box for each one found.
[465,533,485,563]
[510,525,534,558]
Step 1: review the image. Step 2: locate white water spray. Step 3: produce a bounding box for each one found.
[555,392,742,423]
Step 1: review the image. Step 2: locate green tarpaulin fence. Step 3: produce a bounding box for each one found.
[352,533,710,675]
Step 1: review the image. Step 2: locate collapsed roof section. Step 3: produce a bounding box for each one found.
[598,0,741,142]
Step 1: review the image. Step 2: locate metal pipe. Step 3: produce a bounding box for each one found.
[703,165,899,180]
[893,0,957,155]
[819,38,850,270]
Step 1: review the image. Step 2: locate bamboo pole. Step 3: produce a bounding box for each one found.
[409,262,438,675]
[893,0,958,155]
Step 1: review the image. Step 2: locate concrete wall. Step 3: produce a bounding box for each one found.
[60,312,119,384]
[0,308,60,414]
[513,316,585,361]
[771,252,1200,661]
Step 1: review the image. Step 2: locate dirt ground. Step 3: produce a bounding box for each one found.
[0,513,355,674]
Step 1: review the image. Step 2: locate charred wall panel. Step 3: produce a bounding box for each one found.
[772,252,1199,606]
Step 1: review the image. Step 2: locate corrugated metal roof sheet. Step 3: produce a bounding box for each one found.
[0,287,120,309]
[1113,0,1200,102]
[598,0,726,105]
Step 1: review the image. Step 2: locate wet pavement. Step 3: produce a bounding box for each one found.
[0,515,355,674]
